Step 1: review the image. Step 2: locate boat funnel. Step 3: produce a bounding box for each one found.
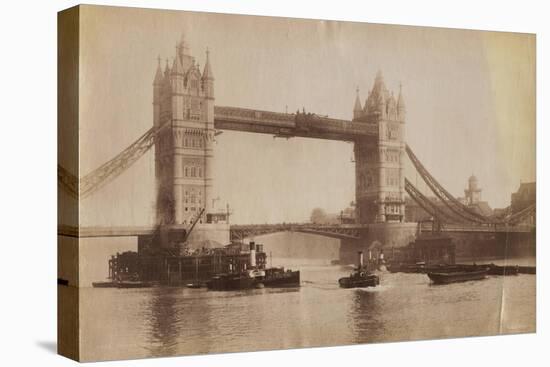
[249,241,256,268]
[358,251,364,269]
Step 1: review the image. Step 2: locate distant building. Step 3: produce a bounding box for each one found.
[458,175,493,216]
[511,182,536,213]
[464,175,482,205]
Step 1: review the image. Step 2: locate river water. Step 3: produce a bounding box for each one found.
[78,234,536,361]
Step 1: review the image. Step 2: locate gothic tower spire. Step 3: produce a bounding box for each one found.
[153,56,163,85]
[202,47,214,80]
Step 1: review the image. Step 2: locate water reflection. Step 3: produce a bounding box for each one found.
[142,287,182,357]
[348,290,384,344]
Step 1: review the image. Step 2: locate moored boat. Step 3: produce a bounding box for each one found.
[427,268,489,284]
[486,264,519,276]
[92,280,154,288]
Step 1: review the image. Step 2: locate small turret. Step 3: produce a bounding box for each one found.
[202,48,214,80]
[171,52,184,75]
[201,48,214,98]
[163,58,171,78]
[153,56,163,86]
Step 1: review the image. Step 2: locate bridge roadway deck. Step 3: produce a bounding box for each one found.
[58,223,534,239]
[213,106,378,142]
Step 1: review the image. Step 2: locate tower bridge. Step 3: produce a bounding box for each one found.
[58,33,535,261]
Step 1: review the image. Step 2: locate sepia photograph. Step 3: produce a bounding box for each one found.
[56,3,536,363]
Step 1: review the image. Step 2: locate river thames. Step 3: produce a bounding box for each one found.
[78,234,535,362]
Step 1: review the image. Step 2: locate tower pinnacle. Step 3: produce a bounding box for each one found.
[202,47,214,80]
[153,55,163,85]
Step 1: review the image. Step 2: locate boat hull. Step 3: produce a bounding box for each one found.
[427,269,488,284]
[487,264,519,276]
[338,274,379,288]
[92,281,154,288]
[259,270,300,287]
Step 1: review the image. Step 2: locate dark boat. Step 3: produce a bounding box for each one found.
[92,280,154,288]
[206,243,300,291]
[338,251,380,289]
[486,264,519,276]
[258,267,300,287]
[339,271,379,288]
[427,268,489,284]
[206,272,257,291]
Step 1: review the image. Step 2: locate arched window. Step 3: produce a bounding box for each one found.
[184,167,188,177]
[198,167,202,177]
[191,167,196,177]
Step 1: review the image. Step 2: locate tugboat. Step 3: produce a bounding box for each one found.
[206,242,300,291]
[338,251,380,289]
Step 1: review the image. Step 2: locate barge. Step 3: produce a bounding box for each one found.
[427,267,489,284]
[101,241,268,287]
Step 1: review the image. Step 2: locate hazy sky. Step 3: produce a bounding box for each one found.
[77,5,535,226]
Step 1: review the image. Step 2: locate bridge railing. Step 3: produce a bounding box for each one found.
[419,222,534,233]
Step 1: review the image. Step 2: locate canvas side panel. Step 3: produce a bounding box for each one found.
[57,5,81,362]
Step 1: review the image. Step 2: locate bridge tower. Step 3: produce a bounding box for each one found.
[352,71,406,224]
[152,33,224,248]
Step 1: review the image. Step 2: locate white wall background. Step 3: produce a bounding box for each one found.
[0,0,547,366]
